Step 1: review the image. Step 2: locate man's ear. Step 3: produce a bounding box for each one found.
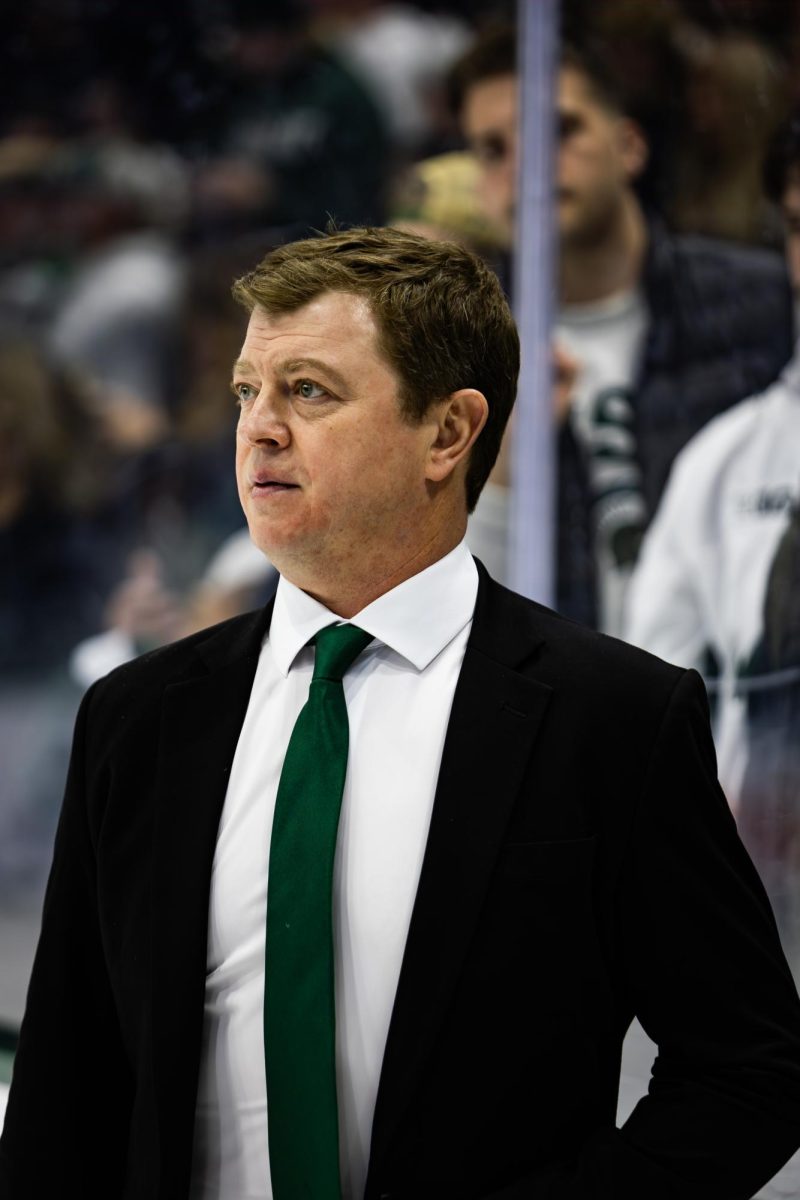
[425,388,489,484]
[618,117,649,183]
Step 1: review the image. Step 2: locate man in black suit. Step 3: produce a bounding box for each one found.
[2,226,800,1200]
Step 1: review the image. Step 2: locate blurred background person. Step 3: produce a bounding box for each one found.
[742,502,800,983]
[69,532,277,689]
[0,342,114,679]
[191,0,389,238]
[309,0,471,161]
[388,146,505,249]
[453,23,794,635]
[667,25,787,245]
[625,114,800,984]
[0,342,116,907]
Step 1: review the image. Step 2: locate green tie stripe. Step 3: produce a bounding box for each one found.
[265,623,373,1200]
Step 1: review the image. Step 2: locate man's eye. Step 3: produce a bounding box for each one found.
[233,382,257,404]
[295,379,327,400]
[558,113,581,141]
[474,136,508,166]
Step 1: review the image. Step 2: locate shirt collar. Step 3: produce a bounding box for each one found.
[269,541,479,676]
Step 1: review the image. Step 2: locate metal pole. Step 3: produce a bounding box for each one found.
[510,0,558,603]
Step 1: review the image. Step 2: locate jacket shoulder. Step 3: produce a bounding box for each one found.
[646,223,792,345]
[90,608,267,706]
[673,232,787,280]
[540,600,685,695]
[655,223,789,291]
[479,569,686,701]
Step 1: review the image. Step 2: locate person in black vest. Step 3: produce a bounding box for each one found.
[452,27,794,634]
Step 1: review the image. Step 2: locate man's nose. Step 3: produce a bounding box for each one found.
[492,147,517,206]
[238,388,291,448]
[504,146,518,191]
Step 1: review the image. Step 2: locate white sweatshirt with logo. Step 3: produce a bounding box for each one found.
[624,346,800,806]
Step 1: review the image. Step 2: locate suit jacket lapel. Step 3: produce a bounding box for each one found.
[368,569,553,1178]
[150,606,271,1187]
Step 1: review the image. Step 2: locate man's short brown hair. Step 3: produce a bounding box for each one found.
[447,24,625,119]
[232,225,519,512]
[447,23,517,119]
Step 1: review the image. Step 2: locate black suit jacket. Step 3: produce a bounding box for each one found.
[2,565,800,1199]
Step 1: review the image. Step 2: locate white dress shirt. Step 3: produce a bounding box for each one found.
[189,541,478,1200]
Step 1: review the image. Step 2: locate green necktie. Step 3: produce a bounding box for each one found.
[264,622,374,1200]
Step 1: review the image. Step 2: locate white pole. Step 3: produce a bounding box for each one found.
[510,0,558,603]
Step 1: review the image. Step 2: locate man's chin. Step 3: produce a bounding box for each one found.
[497,212,515,249]
[245,523,319,575]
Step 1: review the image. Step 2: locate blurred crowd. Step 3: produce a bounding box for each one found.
[2,0,800,1007]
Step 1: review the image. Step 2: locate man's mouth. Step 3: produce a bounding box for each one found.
[252,477,300,494]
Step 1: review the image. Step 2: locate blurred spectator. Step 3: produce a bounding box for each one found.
[388,149,507,249]
[741,504,800,980]
[67,245,279,688]
[311,0,470,156]
[568,0,684,215]
[1,2,228,153]
[1,3,101,138]
[453,25,794,634]
[0,341,118,896]
[46,78,187,448]
[66,75,189,228]
[624,357,800,797]
[192,0,389,236]
[0,342,115,676]
[0,81,188,453]
[70,531,276,688]
[625,120,800,1002]
[569,4,793,246]
[668,24,788,245]
[624,119,800,804]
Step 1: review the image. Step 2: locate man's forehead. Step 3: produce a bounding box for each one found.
[558,64,619,119]
[463,65,606,129]
[240,292,373,346]
[464,73,517,125]
[250,290,373,326]
[233,290,395,382]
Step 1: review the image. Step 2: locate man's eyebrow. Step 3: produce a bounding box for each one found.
[231,358,256,377]
[280,358,349,393]
[231,356,350,393]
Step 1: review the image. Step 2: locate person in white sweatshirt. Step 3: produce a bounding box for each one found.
[624,350,800,803]
[625,122,800,1027]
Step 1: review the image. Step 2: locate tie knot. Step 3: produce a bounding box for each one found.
[311,623,373,682]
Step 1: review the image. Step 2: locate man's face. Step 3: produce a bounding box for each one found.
[234,291,441,593]
[783,173,800,297]
[461,66,643,247]
[461,72,518,243]
[557,67,642,246]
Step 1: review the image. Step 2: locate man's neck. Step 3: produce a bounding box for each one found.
[282,518,468,620]
[559,193,648,307]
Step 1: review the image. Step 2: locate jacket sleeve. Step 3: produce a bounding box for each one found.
[0,683,133,1199]
[486,669,800,1200]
